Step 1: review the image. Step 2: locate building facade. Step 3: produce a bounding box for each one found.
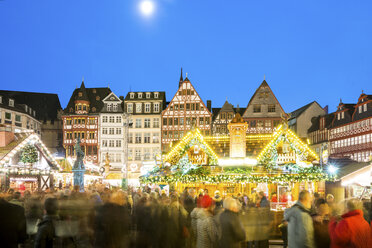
[288,101,326,139]
[0,93,41,135]
[62,81,111,164]
[212,100,245,136]
[0,90,63,155]
[161,70,212,152]
[99,92,125,169]
[329,94,372,162]
[242,80,285,133]
[124,91,166,177]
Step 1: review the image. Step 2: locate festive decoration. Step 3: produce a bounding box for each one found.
[257,125,319,169]
[164,128,218,166]
[72,138,85,192]
[20,145,38,164]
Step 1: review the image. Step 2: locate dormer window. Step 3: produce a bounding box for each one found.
[78,92,83,97]
[96,96,100,101]
[9,99,14,107]
[138,93,143,99]
[0,96,2,103]
[107,103,112,111]
[92,89,96,94]
[359,105,362,114]
[341,112,344,119]
[154,92,159,98]
[146,92,151,98]
[25,105,28,112]
[33,110,36,117]
[363,104,367,112]
[113,103,118,112]
[130,93,135,99]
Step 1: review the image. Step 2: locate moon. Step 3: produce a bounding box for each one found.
[139,0,155,16]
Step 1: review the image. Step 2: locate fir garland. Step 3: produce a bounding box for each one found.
[20,145,38,164]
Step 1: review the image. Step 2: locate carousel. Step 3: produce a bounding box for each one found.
[141,114,334,234]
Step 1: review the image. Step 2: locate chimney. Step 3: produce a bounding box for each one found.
[323,105,329,114]
[207,100,212,112]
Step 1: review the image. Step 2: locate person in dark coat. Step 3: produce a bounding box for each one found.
[219,197,246,248]
[34,197,59,248]
[312,199,331,248]
[0,197,27,248]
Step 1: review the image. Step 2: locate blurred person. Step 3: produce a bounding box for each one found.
[94,191,131,248]
[312,199,330,248]
[271,192,278,203]
[219,197,246,248]
[191,195,204,247]
[168,193,189,248]
[196,195,218,248]
[0,194,27,248]
[183,188,197,214]
[284,190,315,248]
[213,190,223,208]
[329,199,372,248]
[257,191,270,208]
[9,191,24,207]
[34,197,59,248]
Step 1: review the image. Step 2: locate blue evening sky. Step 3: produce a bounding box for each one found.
[1,0,371,113]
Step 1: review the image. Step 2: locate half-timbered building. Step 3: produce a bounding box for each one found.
[211,100,245,135]
[62,80,111,164]
[161,70,212,152]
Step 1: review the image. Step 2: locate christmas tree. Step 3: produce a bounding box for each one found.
[20,145,38,164]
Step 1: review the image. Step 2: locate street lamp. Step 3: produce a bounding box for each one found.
[123,113,132,187]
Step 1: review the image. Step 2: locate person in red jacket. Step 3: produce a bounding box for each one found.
[329,199,372,248]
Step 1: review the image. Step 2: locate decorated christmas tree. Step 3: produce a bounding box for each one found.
[20,144,38,164]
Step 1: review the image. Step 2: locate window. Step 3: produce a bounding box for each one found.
[89,132,95,139]
[154,103,160,112]
[144,149,150,160]
[341,112,344,119]
[128,149,133,160]
[144,133,151,143]
[109,128,115,135]
[144,118,150,128]
[205,118,210,125]
[169,118,173,125]
[153,118,159,128]
[116,128,122,134]
[130,93,134,99]
[102,140,108,147]
[113,104,118,112]
[135,119,142,128]
[163,118,167,126]
[136,103,142,113]
[186,103,190,110]
[145,103,151,113]
[154,92,159,98]
[116,116,122,123]
[163,131,167,138]
[8,99,14,107]
[174,118,178,125]
[127,103,133,113]
[268,104,276,112]
[138,93,143,98]
[257,120,264,128]
[109,116,115,123]
[180,118,184,125]
[15,115,21,122]
[103,128,108,135]
[265,120,271,128]
[337,113,340,120]
[146,93,151,98]
[199,117,204,125]
[116,140,121,147]
[0,96,2,103]
[359,105,362,114]
[107,104,112,111]
[253,105,261,113]
[109,140,115,147]
[363,104,367,112]
[174,131,179,139]
[153,133,159,143]
[128,133,133,143]
[135,149,141,160]
[102,116,108,123]
[180,104,184,110]
[135,133,142,143]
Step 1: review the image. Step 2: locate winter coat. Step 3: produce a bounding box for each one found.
[196,209,218,248]
[190,207,203,239]
[94,203,131,248]
[0,199,27,248]
[259,197,270,208]
[284,201,315,248]
[312,215,330,248]
[329,209,372,248]
[219,209,246,248]
[34,215,58,248]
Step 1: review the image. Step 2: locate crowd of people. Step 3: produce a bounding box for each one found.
[0,186,372,248]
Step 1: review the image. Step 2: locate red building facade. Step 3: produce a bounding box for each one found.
[62,81,111,164]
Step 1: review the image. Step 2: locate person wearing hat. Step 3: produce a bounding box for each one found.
[196,195,219,248]
[213,190,223,215]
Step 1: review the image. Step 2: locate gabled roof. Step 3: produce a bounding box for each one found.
[257,124,319,165]
[164,128,218,165]
[220,100,235,112]
[0,90,62,121]
[243,79,285,116]
[63,81,111,114]
[124,91,166,101]
[289,101,322,120]
[308,113,335,133]
[103,92,122,102]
